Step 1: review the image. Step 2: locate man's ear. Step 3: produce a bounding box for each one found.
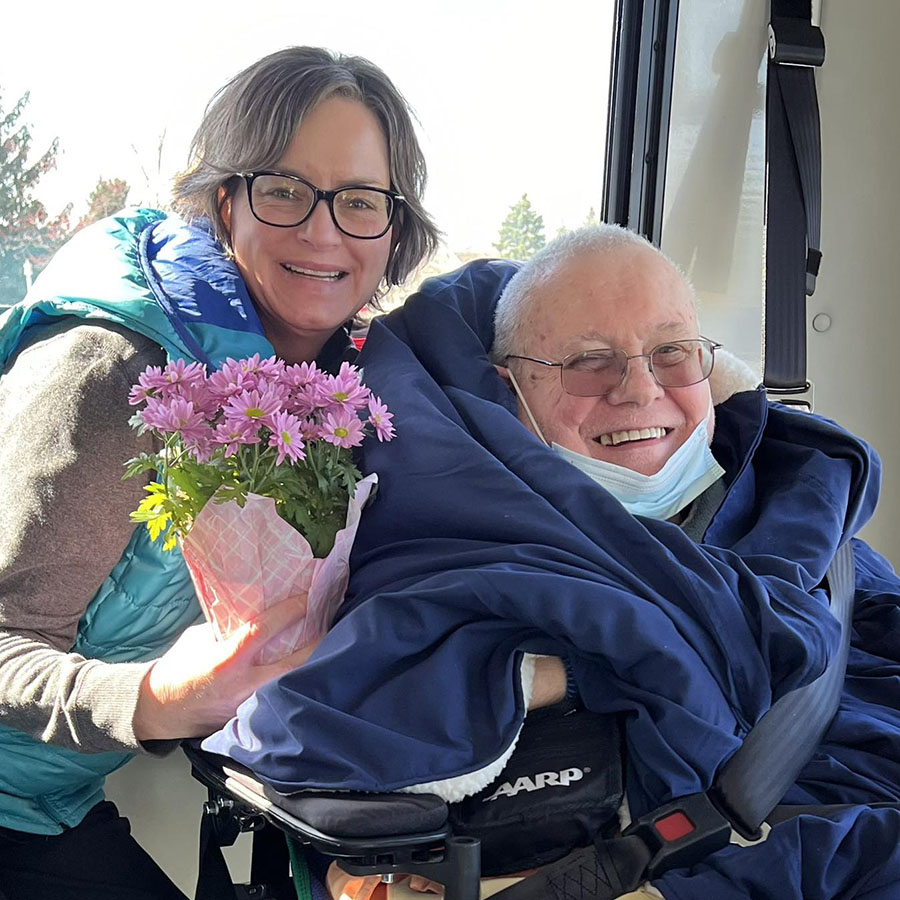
[494,364,512,387]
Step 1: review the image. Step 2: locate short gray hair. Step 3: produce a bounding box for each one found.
[492,224,692,364]
[172,46,439,294]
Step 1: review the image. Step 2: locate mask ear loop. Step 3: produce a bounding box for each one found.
[506,367,550,446]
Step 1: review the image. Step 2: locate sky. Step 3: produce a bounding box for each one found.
[1,0,614,255]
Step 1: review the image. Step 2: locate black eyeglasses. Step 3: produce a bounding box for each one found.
[506,338,721,397]
[236,171,404,239]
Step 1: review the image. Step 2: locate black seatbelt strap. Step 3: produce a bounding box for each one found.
[763,0,825,405]
[494,541,855,900]
[713,538,853,835]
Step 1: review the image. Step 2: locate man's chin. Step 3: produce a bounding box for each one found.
[586,439,675,476]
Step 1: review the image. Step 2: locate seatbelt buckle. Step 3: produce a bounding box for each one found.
[768,16,825,67]
[623,792,733,879]
[766,381,814,412]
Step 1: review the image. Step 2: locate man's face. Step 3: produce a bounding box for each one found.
[505,246,713,477]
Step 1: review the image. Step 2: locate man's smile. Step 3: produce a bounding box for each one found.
[597,426,671,447]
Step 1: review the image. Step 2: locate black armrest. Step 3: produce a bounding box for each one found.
[184,743,450,850]
[183,743,481,900]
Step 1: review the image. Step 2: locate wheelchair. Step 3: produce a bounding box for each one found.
[185,743,481,900]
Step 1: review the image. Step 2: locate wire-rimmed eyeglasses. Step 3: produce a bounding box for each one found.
[506,338,721,398]
[236,171,405,239]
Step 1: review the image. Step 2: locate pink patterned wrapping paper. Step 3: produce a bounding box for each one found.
[181,473,378,664]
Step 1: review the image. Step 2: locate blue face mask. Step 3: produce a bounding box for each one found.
[550,415,724,520]
[506,368,724,521]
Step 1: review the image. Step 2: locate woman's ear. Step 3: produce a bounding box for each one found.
[218,186,232,233]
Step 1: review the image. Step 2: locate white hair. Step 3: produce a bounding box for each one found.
[491,224,694,364]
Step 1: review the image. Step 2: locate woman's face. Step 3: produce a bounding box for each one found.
[222,96,394,362]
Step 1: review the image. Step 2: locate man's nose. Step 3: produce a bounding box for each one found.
[605,354,665,405]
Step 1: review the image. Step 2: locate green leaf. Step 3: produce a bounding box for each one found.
[147,512,172,542]
[122,453,163,481]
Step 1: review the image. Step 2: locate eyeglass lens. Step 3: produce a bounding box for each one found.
[250,174,393,237]
[562,341,714,397]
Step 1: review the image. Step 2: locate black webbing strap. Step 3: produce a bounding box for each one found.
[195,803,239,900]
[764,0,825,395]
[492,542,856,900]
[487,838,650,900]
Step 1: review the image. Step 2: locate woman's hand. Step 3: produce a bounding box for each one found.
[133,595,316,741]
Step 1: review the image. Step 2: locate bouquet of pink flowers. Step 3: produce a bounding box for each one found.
[124,354,394,661]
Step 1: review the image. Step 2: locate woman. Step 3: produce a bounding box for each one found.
[0,46,437,900]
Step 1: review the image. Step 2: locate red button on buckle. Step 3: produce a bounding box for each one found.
[654,811,695,843]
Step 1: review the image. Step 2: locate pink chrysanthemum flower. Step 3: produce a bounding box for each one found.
[172,379,218,419]
[283,361,327,390]
[298,417,323,442]
[367,395,396,442]
[185,433,215,464]
[139,397,173,431]
[141,397,209,442]
[239,353,283,378]
[320,407,365,449]
[223,386,287,429]
[160,360,207,396]
[321,362,371,411]
[283,361,331,415]
[220,353,284,393]
[208,360,257,402]
[213,419,260,457]
[128,366,168,405]
[288,384,327,417]
[249,356,286,392]
[268,411,306,466]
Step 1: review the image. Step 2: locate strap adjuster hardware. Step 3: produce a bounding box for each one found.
[729,820,772,848]
[623,792,732,879]
[768,17,825,67]
[766,381,814,412]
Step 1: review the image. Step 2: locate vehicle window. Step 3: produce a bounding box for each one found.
[660,0,766,372]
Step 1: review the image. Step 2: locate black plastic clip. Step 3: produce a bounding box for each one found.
[623,792,733,879]
[768,16,825,67]
[766,381,814,412]
[806,248,822,296]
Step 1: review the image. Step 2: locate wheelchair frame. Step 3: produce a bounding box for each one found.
[186,744,481,900]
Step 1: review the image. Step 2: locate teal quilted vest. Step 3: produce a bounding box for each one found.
[0,209,274,833]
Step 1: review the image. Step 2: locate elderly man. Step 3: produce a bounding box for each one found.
[205,226,900,900]
[495,227,728,526]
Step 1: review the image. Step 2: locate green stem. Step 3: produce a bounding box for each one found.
[308,440,322,481]
[249,440,262,491]
[162,433,178,497]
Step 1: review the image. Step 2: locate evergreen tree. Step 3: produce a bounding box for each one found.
[584,206,600,227]
[0,88,70,304]
[494,193,546,261]
[77,177,130,230]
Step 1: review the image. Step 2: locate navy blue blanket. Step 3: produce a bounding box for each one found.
[205,261,900,898]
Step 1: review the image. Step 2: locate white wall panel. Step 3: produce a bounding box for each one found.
[813,0,900,560]
[662,0,899,560]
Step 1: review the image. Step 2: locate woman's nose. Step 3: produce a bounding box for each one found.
[296,198,342,246]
